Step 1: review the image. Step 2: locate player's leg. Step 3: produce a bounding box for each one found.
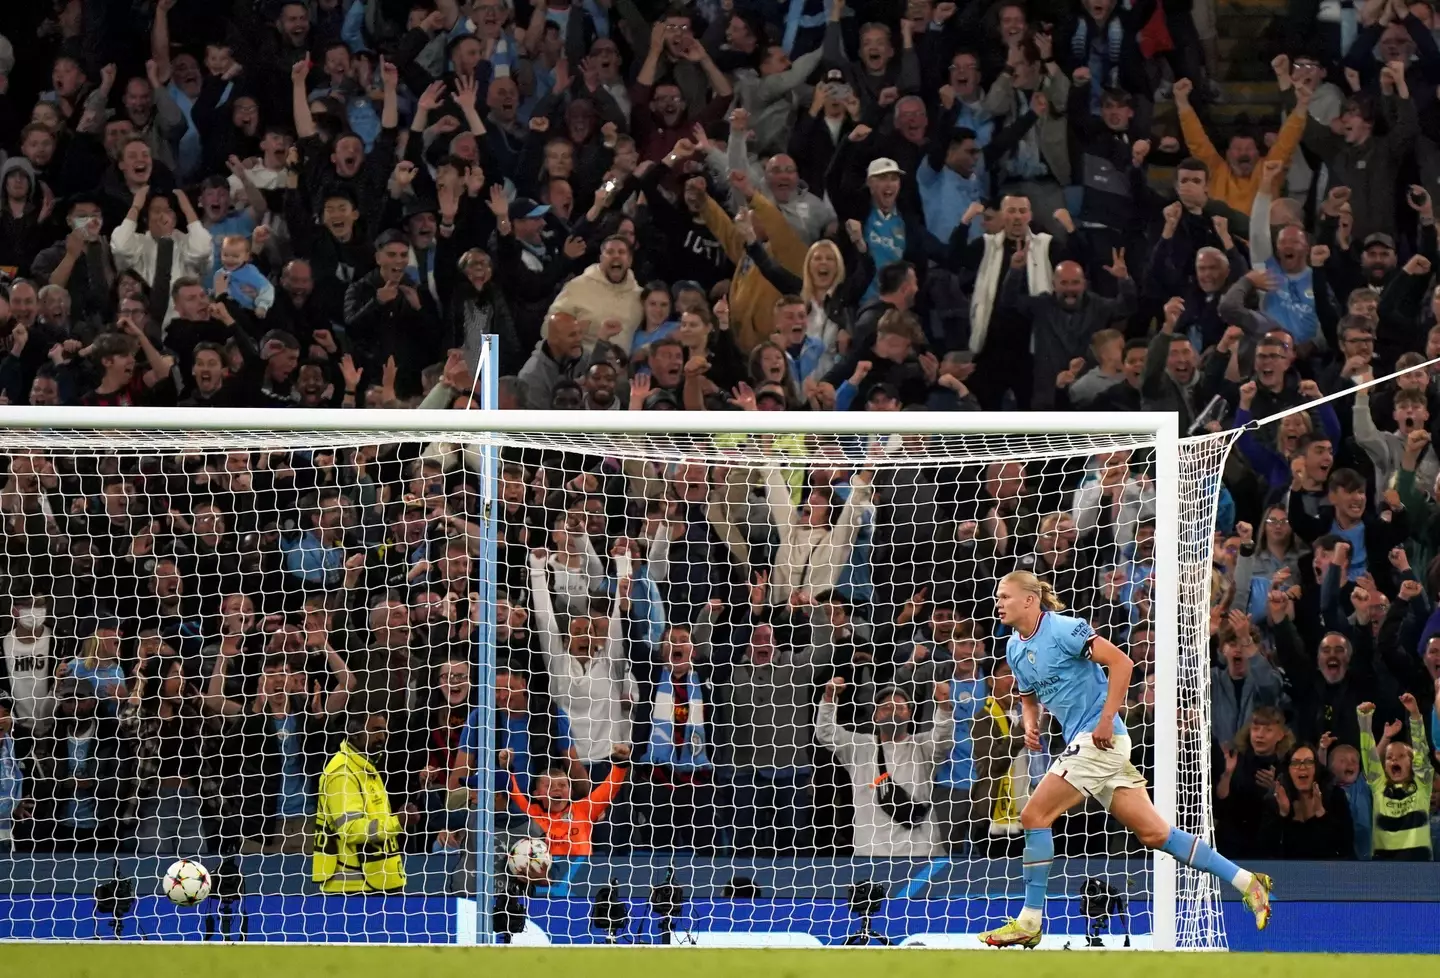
[1108,786,1272,929]
[979,773,1084,948]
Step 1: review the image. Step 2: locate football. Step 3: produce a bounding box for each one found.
[507,837,553,880]
[162,858,212,906]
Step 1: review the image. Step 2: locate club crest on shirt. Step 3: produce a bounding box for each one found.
[1026,648,1036,663]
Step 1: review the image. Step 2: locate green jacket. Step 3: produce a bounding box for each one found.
[1359,710,1434,860]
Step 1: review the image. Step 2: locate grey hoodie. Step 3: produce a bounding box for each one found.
[1,157,38,207]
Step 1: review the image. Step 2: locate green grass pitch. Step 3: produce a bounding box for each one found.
[0,946,1404,977]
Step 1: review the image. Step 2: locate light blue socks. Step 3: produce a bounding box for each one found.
[1020,827,1053,924]
[1161,827,1250,891]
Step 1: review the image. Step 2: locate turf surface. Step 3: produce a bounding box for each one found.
[0,946,1403,978]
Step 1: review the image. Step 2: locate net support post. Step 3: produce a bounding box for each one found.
[471,335,500,944]
[1150,414,1181,951]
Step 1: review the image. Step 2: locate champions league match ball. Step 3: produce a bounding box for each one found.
[507,837,553,880]
[162,858,212,906]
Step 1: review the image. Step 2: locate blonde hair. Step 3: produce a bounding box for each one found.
[1037,512,1075,537]
[1001,570,1066,611]
[801,239,846,305]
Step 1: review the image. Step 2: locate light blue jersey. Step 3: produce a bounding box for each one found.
[1005,612,1125,745]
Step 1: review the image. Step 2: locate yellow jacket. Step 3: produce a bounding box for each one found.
[701,192,807,354]
[313,741,406,894]
[1177,103,1307,215]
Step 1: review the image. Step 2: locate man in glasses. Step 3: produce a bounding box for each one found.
[630,19,734,162]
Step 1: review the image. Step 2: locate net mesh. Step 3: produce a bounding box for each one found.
[0,420,1228,948]
[1174,429,1237,952]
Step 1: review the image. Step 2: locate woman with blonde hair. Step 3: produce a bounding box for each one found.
[743,234,874,383]
[980,570,1272,947]
[64,617,129,714]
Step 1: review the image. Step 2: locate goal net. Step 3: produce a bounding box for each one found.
[0,409,1230,948]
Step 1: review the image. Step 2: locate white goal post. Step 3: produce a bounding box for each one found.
[0,405,1228,949]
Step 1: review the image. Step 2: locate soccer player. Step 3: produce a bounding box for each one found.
[978,571,1272,949]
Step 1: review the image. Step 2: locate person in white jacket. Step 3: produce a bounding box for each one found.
[762,466,874,606]
[817,677,955,856]
[545,237,644,352]
[527,544,638,767]
[110,186,212,324]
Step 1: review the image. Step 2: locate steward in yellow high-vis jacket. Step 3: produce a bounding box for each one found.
[314,712,406,893]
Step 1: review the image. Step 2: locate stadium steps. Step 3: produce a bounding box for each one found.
[1145,0,1288,190]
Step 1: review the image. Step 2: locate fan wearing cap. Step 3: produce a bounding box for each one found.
[1357,233,1401,291]
[493,193,582,345]
[826,147,931,302]
[393,197,443,307]
[342,229,442,398]
[788,69,861,193]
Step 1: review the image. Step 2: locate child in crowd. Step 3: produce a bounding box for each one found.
[506,748,629,861]
[1358,696,1434,861]
[214,234,275,317]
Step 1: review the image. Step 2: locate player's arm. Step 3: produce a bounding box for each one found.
[1088,636,1133,749]
[1019,691,1042,751]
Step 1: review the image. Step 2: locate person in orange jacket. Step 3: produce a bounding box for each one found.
[1173,76,1311,214]
[506,743,630,857]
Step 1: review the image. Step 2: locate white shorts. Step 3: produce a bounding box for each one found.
[1046,733,1148,811]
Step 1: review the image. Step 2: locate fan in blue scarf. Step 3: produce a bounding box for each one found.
[1070,7,1126,112]
[644,669,711,771]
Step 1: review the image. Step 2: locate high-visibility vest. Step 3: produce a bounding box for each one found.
[313,742,406,893]
[986,698,1029,834]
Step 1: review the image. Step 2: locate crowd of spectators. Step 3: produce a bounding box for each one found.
[0,0,1437,873]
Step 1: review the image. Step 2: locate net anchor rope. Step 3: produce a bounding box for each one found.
[1239,352,1440,431]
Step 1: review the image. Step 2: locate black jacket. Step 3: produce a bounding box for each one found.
[999,270,1137,409]
[342,271,444,397]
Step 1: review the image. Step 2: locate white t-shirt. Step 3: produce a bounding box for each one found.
[3,631,53,724]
